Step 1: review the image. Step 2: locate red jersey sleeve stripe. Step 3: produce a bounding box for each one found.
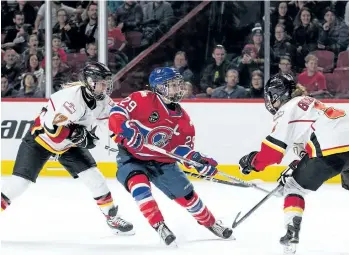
[43,123,71,143]
[49,99,56,111]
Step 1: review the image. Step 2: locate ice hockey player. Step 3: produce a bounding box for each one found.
[1,61,134,235]
[108,67,233,246]
[238,73,349,253]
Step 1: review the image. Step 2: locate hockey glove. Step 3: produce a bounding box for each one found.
[277,160,300,187]
[119,120,144,150]
[70,126,99,149]
[189,152,218,177]
[239,151,258,175]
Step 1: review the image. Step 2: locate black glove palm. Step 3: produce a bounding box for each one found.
[239,151,258,175]
[70,126,99,149]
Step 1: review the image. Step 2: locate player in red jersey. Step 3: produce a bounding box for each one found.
[109,67,233,245]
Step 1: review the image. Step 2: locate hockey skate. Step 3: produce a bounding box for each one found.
[105,206,135,235]
[154,221,177,246]
[280,216,302,254]
[206,220,234,240]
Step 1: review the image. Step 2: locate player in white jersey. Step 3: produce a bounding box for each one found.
[1,61,134,235]
[238,74,349,253]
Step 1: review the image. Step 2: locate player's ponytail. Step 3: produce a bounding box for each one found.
[61,81,85,89]
[291,84,308,98]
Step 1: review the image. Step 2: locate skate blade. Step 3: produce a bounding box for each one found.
[283,243,297,255]
[110,228,136,236]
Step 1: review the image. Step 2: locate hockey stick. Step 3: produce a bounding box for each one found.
[231,157,305,229]
[143,144,276,195]
[183,171,250,188]
[231,184,282,229]
[104,145,248,188]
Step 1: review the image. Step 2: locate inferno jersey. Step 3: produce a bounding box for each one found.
[253,96,349,171]
[109,91,195,163]
[31,84,115,154]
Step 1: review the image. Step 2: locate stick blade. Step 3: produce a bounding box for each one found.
[232,211,241,228]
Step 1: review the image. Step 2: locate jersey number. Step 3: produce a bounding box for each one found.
[119,97,137,113]
[297,97,346,119]
[185,136,195,148]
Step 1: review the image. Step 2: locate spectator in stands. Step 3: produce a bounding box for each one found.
[84,42,98,61]
[52,53,69,92]
[248,70,264,98]
[298,54,329,98]
[108,15,127,52]
[211,69,247,99]
[77,2,98,51]
[53,8,80,52]
[1,48,20,90]
[21,34,44,63]
[115,1,143,33]
[200,45,232,96]
[34,1,77,32]
[2,11,27,53]
[318,7,349,55]
[287,1,317,20]
[2,74,18,98]
[16,73,44,98]
[278,55,297,79]
[71,2,84,28]
[271,2,294,38]
[1,1,14,32]
[272,24,296,73]
[250,24,265,67]
[232,44,260,87]
[41,35,67,68]
[183,81,195,99]
[173,51,194,83]
[293,7,319,71]
[13,1,36,26]
[22,53,45,91]
[141,1,174,46]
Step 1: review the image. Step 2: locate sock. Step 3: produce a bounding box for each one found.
[175,191,215,227]
[127,174,164,227]
[284,194,305,227]
[1,193,11,211]
[95,192,115,216]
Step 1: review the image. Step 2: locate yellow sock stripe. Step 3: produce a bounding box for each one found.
[98,201,114,208]
[284,207,304,213]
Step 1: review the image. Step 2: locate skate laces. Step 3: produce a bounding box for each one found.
[210,220,225,235]
[109,216,129,227]
[157,223,172,239]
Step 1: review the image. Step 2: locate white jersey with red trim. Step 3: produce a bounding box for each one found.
[253,96,349,171]
[31,84,115,154]
[270,96,349,158]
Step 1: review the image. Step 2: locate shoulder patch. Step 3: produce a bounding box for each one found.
[148,111,159,123]
[53,113,68,125]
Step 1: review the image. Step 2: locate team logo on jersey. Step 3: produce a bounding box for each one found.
[149,111,159,123]
[146,126,173,148]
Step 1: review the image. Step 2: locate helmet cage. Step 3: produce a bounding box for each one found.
[153,74,185,103]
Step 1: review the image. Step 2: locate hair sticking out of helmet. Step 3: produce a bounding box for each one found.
[264,74,296,115]
[149,67,185,103]
[80,61,113,100]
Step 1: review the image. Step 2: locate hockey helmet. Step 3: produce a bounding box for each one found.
[81,61,113,100]
[149,67,185,103]
[264,73,296,115]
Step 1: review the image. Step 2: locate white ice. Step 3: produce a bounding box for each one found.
[1,177,348,255]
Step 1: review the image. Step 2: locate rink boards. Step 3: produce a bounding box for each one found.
[1,99,348,183]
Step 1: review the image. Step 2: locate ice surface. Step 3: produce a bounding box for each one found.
[1,177,348,255]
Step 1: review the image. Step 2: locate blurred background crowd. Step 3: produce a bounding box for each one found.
[1,0,349,99]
